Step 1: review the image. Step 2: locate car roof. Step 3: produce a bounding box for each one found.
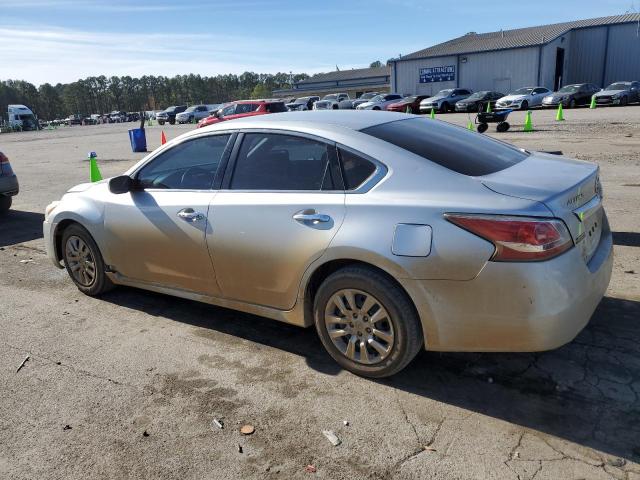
[197,110,410,133]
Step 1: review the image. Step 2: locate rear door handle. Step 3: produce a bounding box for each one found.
[177,208,205,222]
[293,211,331,224]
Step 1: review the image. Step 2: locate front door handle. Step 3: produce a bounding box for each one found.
[177,208,205,222]
[293,211,332,224]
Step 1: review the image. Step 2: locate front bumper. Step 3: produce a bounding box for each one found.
[0,174,19,197]
[43,219,63,269]
[400,221,613,352]
[595,96,621,105]
[419,104,438,112]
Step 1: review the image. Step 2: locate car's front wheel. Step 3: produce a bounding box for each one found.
[440,102,449,113]
[314,265,422,378]
[61,224,114,296]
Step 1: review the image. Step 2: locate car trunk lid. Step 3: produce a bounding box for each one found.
[480,152,603,263]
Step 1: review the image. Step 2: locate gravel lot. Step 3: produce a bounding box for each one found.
[1,107,639,479]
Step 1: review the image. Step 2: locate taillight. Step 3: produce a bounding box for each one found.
[445,214,573,262]
[0,152,13,176]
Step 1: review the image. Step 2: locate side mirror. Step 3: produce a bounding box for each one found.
[109,175,135,194]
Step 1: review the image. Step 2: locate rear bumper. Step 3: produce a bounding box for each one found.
[0,174,19,197]
[400,222,613,352]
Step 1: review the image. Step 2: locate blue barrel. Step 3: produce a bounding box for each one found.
[128,128,147,152]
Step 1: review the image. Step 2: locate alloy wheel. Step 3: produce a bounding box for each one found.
[324,289,395,365]
[65,235,96,287]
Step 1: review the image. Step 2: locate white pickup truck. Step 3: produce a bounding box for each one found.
[312,93,352,110]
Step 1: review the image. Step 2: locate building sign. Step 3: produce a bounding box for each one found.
[419,65,455,83]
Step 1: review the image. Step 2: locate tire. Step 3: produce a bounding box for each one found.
[313,265,423,378]
[158,120,165,126]
[496,121,510,132]
[521,100,529,111]
[169,118,175,125]
[620,96,628,107]
[332,104,339,110]
[0,195,11,213]
[477,123,489,133]
[373,107,381,111]
[569,99,576,109]
[61,223,114,296]
[440,102,449,113]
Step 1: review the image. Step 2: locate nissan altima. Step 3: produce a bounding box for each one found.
[43,111,613,377]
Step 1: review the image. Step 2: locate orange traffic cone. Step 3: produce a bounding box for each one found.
[161,131,167,145]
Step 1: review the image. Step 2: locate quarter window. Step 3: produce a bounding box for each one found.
[137,135,231,189]
[339,149,377,190]
[231,133,335,190]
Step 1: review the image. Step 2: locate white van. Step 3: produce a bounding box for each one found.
[8,104,39,130]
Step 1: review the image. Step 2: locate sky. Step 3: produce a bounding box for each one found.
[0,0,637,86]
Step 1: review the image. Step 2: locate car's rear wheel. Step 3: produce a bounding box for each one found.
[569,99,576,108]
[61,224,114,296]
[0,195,11,213]
[440,102,449,113]
[620,96,628,107]
[332,104,339,110]
[314,266,422,378]
[169,119,175,125]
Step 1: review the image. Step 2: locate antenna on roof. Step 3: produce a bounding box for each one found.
[501,29,504,38]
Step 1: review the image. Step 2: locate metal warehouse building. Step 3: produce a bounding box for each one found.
[273,66,390,98]
[390,14,640,96]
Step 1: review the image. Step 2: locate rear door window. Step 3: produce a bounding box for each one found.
[231,133,337,190]
[361,118,528,176]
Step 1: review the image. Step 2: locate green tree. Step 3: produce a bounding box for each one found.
[369,60,382,68]
[250,83,271,99]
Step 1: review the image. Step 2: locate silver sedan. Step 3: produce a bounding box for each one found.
[43,111,613,377]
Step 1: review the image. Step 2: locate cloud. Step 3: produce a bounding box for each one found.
[0,24,393,85]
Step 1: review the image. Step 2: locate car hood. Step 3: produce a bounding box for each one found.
[423,96,446,103]
[595,89,627,96]
[358,101,379,108]
[498,94,527,102]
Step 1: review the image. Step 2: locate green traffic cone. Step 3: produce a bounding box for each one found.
[89,153,102,182]
[467,119,474,131]
[589,95,597,109]
[430,108,435,119]
[555,103,565,121]
[486,102,492,113]
[523,110,533,132]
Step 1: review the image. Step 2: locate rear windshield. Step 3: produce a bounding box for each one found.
[266,102,287,113]
[361,118,528,176]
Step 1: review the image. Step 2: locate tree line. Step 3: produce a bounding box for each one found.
[0,72,309,120]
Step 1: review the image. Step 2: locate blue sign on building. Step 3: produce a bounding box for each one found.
[419,65,456,83]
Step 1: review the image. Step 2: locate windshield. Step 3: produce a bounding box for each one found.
[466,91,489,100]
[558,85,580,93]
[434,89,453,97]
[322,94,338,101]
[163,107,176,113]
[361,93,377,99]
[511,88,534,95]
[294,97,311,103]
[361,118,528,176]
[184,106,197,113]
[370,94,386,102]
[606,83,629,91]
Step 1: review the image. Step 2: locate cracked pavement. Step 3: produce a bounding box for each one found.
[1,108,639,479]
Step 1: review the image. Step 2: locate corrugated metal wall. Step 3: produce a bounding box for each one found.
[392,56,458,95]
[459,47,539,93]
[605,22,640,85]
[567,27,607,85]
[540,35,571,89]
[392,20,640,96]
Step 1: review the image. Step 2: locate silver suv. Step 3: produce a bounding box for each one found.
[419,88,472,113]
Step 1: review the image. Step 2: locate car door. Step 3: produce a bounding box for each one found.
[208,131,346,310]
[631,82,640,102]
[103,133,233,295]
[532,88,549,106]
